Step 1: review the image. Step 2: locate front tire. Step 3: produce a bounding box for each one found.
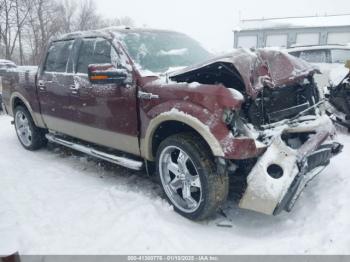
[14,106,47,150]
[156,133,229,220]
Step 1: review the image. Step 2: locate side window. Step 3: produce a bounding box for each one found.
[77,38,114,74]
[44,40,74,72]
[299,50,327,63]
[288,51,300,58]
[331,49,350,64]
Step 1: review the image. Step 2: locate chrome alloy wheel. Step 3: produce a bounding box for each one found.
[159,146,202,213]
[15,111,32,147]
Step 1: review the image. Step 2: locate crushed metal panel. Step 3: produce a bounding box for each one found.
[170,49,319,99]
[239,114,335,215]
[239,136,299,215]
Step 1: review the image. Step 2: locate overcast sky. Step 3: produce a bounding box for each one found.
[96,0,350,52]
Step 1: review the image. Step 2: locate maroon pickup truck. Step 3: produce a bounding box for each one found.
[1,28,342,220]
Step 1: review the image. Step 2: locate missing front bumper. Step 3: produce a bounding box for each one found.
[273,142,342,215]
[238,116,342,215]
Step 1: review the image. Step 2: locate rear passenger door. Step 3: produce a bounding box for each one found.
[37,39,78,133]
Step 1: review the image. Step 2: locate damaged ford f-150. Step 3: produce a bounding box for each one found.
[1,28,343,220]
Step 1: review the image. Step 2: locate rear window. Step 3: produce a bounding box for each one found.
[44,40,74,72]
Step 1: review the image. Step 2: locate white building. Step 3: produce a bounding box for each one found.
[233,14,350,49]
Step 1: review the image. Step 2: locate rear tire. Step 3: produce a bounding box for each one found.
[14,106,47,150]
[156,133,229,220]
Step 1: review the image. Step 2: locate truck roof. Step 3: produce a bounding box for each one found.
[55,27,186,42]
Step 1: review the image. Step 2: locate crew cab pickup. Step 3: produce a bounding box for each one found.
[1,28,343,220]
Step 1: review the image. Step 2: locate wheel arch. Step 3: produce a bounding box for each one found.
[141,112,225,161]
[10,92,45,128]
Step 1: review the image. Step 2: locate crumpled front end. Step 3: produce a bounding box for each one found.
[169,48,343,215]
[238,115,342,215]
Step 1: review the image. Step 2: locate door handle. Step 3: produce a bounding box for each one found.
[38,80,46,91]
[138,91,159,100]
[69,85,79,95]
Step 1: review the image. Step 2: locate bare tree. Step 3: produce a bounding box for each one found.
[15,0,30,64]
[0,0,28,61]
[0,0,4,57]
[102,16,135,28]
[0,0,16,59]
[25,0,61,64]
[0,0,137,64]
[56,0,77,33]
[76,0,101,31]
[118,16,135,27]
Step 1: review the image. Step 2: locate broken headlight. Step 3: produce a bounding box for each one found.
[223,109,239,135]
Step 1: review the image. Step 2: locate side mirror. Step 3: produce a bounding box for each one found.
[88,64,128,84]
[345,60,350,69]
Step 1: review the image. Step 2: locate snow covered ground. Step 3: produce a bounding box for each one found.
[0,113,349,255]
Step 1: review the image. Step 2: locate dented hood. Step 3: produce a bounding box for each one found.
[170,49,319,98]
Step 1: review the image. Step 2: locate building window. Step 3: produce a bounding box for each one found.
[296,33,320,46]
[237,35,258,48]
[265,34,288,48]
[327,32,350,45]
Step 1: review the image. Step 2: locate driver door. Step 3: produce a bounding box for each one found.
[70,37,140,155]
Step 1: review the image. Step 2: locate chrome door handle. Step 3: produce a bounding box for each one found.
[69,85,79,90]
[70,85,79,94]
[38,80,46,91]
[138,91,159,100]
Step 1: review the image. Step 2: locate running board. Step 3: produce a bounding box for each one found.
[45,133,143,171]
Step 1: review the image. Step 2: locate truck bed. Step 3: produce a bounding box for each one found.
[1,66,38,115]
